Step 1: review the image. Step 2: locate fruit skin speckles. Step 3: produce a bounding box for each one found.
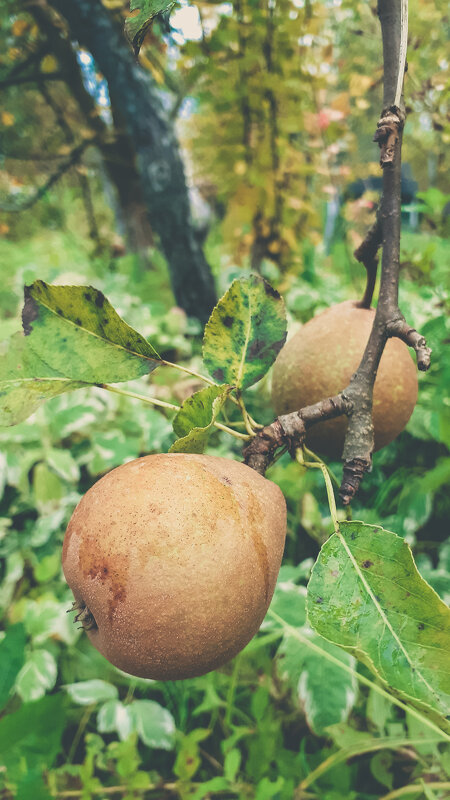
[272,301,418,459]
[62,453,287,681]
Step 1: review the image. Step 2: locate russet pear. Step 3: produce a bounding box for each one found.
[271,301,418,458]
[62,453,286,680]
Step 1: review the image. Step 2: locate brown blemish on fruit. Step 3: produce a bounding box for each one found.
[78,533,129,621]
[108,584,127,620]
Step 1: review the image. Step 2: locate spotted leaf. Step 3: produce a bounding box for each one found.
[202,276,286,390]
[307,521,450,718]
[22,281,160,384]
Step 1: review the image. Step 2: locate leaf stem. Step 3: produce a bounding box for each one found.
[379,782,450,800]
[303,446,341,490]
[236,394,258,436]
[297,734,440,793]
[296,448,339,534]
[99,384,250,441]
[214,421,251,440]
[160,359,217,386]
[100,383,180,411]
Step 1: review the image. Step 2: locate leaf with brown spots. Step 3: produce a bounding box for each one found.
[307,521,450,722]
[170,384,231,453]
[0,332,85,426]
[21,281,160,384]
[202,275,287,390]
[125,0,175,55]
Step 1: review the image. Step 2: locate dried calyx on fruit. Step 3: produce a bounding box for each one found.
[271,301,418,459]
[63,453,287,680]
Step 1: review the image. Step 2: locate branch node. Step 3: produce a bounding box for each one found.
[339,457,371,505]
[243,420,284,475]
[386,318,432,371]
[373,109,403,167]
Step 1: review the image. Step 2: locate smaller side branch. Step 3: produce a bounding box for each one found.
[243,395,352,475]
[0,137,97,212]
[354,217,382,309]
[387,317,432,371]
[0,71,63,91]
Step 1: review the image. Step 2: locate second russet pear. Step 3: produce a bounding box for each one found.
[271,301,418,459]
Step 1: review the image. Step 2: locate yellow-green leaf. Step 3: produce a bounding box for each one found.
[202,275,286,390]
[170,384,230,453]
[125,0,175,55]
[22,281,160,384]
[0,333,85,427]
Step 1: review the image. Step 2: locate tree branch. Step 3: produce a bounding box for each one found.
[0,71,63,90]
[0,137,97,212]
[244,0,431,504]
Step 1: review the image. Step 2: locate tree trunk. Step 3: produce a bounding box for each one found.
[29,2,154,262]
[48,0,217,323]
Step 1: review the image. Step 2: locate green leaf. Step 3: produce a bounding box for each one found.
[0,332,84,427]
[130,699,176,750]
[0,694,65,771]
[202,275,286,390]
[224,748,241,782]
[307,521,450,717]
[23,598,79,645]
[65,680,118,706]
[191,778,230,799]
[170,384,231,453]
[33,553,61,584]
[276,628,357,735]
[125,0,175,55]
[22,281,160,384]
[33,463,63,508]
[268,581,307,629]
[0,623,26,711]
[46,448,80,483]
[15,649,58,703]
[16,768,52,800]
[97,699,134,741]
[174,728,210,781]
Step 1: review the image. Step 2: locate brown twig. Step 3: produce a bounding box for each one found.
[0,137,97,212]
[354,216,382,309]
[0,71,63,90]
[244,0,431,504]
